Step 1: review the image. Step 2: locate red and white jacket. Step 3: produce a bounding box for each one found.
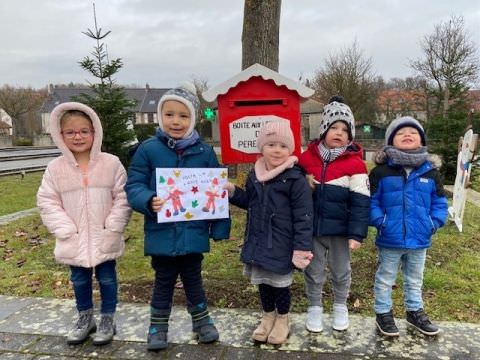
[298,140,370,240]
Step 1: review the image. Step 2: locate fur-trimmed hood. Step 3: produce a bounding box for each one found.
[374,149,442,169]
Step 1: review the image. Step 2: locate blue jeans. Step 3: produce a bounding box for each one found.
[374,247,426,314]
[70,260,117,314]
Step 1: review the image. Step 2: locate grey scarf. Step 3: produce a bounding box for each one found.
[384,146,429,168]
[156,128,200,150]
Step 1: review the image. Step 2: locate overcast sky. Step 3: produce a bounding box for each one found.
[1,1,479,90]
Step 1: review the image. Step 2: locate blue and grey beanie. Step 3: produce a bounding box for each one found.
[157,81,200,138]
[385,116,426,146]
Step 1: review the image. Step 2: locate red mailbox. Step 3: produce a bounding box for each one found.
[203,63,314,164]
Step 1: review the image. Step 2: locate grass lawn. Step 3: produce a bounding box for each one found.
[0,171,479,322]
[0,172,44,216]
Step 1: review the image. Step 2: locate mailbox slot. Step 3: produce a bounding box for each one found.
[229,99,287,108]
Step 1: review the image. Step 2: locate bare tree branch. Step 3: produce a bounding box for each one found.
[311,40,379,122]
[410,16,479,116]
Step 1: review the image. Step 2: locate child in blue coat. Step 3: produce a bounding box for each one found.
[125,82,230,350]
[369,116,448,337]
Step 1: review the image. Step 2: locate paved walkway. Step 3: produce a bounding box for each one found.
[444,185,480,207]
[0,208,39,226]
[0,295,479,359]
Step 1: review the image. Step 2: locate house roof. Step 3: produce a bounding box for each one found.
[40,86,170,113]
[300,99,323,114]
[467,89,480,112]
[377,89,427,112]
[0,120,11,129]
[202,63,315,102]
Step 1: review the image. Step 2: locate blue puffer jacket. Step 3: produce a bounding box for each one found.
[230,165,313,275]
[125,132,230,256]
[369,153,448,249]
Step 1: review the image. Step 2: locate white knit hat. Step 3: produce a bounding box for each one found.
[319,98,355,140]
[157,81,200,138]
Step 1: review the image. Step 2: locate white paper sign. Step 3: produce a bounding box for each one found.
[156,168,229,223]
[448,129,478,232]
[229,115,289,153]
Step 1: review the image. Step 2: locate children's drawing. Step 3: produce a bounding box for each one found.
[165,177,186,215]
[203,178,220,214]
[449,129,478,232]
[156,168,229,223]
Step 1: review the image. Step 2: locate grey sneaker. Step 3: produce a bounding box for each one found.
[67,308,96,345]
[93,313,116,345]
[305,306,323,332]
[332,303,349,331]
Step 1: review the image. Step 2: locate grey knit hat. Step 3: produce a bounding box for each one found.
[157,81,200,138]
[385,116,426,146]
[319,100,355,140]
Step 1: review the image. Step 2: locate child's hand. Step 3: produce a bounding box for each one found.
[305,174,318,191]
[222,182,235,196]
[292,250,314,270]
[348,239,362,250]
[150,196,166,213]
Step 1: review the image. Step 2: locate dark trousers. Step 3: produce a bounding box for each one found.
[70,260,117,313]
[150,254,206,310]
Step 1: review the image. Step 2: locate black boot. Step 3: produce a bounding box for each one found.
[188,303,219,343]
[147,307,170,351]
[376,311,400,337]
[406,309,440,336]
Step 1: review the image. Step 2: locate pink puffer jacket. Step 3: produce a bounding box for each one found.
[37,102,132,268]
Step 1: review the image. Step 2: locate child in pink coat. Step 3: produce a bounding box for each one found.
[37,102,131,346]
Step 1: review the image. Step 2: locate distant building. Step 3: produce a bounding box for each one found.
[39,84,169,134]
[300,98,323,142]
[0,109,12,136]
[376,89,428,125]
[466,89,480,113]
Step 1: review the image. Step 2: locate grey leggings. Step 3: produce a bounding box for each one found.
[304,235,351,306]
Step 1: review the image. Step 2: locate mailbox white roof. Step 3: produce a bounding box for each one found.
[202,63,315,102]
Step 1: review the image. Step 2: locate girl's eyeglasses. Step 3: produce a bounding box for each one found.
[61,128,94,139]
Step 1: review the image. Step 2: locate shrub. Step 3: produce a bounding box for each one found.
[15,137,33,146]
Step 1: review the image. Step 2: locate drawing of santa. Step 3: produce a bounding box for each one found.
[203,177,220,214]
[165,177,185,216]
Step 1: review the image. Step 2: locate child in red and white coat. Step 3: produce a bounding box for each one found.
[298,96,370,333]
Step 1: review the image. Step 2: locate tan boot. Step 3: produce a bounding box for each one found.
[252,311,276,342]
[267,313,290,345]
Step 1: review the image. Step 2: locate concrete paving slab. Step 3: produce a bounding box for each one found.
[0,296,479,359]
[23,336,81,357]
[111,341,168,359]
[0,296,36,321]
[0,332,40,352]
[0,353,35,359]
